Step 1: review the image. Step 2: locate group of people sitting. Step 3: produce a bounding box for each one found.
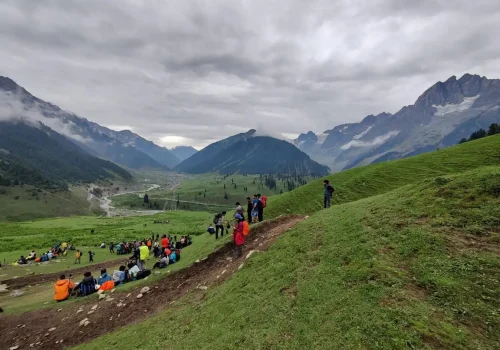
[54,260,153,301]
[17,242,76,265]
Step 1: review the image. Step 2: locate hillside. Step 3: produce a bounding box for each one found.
[170,145,198,162]
[268,134,500,218]
[75,150,499,349]
[0,76,175,170]
[295,74,500,172]
[176,130,329,176]
[0,121,132,189]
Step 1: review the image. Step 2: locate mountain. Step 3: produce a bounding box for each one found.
[295,74,500,172]
[175,130,329,175]
[0,121,132,189]
[170,146,198,163]
[0,76,178,170]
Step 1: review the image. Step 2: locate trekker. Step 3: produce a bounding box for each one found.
[54,274,75,302]
[88,250,95,263]
[161,235,169,250]
[257,194,265,222]
[74,250,81,264]
[139,241,149,270]
[112,266,127,285]
[235,202,244,220]
[251,195,260,223]
[232,214,245,257]
[109,242,114,254]
[98,269,112,285]
[215,211,226,239]
[79,272,97,297]
[323,180,334,208]
[246,197,252,224]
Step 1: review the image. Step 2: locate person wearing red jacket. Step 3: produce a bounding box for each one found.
[233,214,245,257]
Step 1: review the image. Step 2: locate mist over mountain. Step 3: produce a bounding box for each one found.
[294,74,500,172]
[0,76,181,170]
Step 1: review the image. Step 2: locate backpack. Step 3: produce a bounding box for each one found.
[213,213,222,224]
[260,196,267,208]
[327,185,334,195]
[242,221,250,236]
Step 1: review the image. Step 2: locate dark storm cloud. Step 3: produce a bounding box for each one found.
[1,0,500,148]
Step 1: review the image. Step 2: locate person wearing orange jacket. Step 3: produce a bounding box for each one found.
[54,274,75,302]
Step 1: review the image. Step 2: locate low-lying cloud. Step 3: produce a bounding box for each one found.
[1,0,500,148]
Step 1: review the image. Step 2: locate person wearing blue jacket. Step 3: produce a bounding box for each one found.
[98,268,112,285]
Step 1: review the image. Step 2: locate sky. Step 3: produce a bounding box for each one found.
[1,0,500,150]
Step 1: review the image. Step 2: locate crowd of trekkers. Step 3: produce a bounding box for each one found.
[53,233,194,302]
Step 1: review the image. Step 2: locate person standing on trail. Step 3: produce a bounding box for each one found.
[88,250,95,263]
[109,242,114,254]
[251,195,260,223]
[215,211,226,239]
[246,197,252,224]
[232,214,245,258]
[74,250,81,264]
[138,242,149,271]
[257,194,266,222]
[323,180,334,208]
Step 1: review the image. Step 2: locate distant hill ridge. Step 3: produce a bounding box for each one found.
[175,129,329,176]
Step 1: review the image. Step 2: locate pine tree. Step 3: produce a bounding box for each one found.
[144,193,149,204]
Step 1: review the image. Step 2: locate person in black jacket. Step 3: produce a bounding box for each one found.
[246,197,252,224]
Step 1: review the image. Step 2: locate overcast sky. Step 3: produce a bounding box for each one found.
[1,0,500,149]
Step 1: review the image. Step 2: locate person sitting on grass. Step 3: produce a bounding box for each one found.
[18,256,28,265]
[153,254,169,269]
[128,262,140,281]
[79,272,97,297]
[98,268,112,285]
[169,249,177,264]
[112,266,127,285]
[27,250,36,261]
[54,274,75,302]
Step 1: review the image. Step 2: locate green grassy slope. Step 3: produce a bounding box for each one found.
[77,166,500,350]
[266,135,500,218]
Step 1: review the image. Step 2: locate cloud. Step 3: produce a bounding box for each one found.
[1,0,500,148]
[0,90,90,142]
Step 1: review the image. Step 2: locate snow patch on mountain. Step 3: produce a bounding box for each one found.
[433,95,480,116]
[341,130,400,150]
[316,133,328,145]
[353,126,373,140]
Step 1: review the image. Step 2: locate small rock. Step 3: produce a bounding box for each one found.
[76,309,83,314]
[91,304,98,310]
[198,286,208,291]
[9,346,19,350]
[79,318,89,327]
[111,289,116,293]
[304,216,309,219]
[48,327,56,332]
[140,286,150,294]
[216,275,220,279]
[221,269,227,275]
[126,293,131,298]
[226,257,232,261]
[195,259,200,263]
[259,243,263,247]
[105,298,115,302]
[245,250,259,260]
[109,317,113,321]
[238,263,244,270]
[45,333,49,337]
[136,293,143,299]
[30,344,35,348]
[10,290,25,297]
[84,321,90,327]
[87,310,94,315]
[99,293,106,300]
[57,309,62,312]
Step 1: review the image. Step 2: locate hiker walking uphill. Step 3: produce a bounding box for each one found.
[213,211,226,239]
[258,194,267,222]
[323,180,334,208]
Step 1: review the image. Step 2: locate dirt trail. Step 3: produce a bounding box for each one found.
[1,258,131,290]
[0,215,304,350]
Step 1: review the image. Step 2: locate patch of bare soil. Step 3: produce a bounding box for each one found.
[0,215,304,350]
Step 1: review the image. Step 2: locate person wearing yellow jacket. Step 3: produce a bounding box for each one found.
[54,274,75,302]
[138,242,149,271]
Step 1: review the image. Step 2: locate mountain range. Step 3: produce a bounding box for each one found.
[294,74,500,172]
[0,77,197,171]
[175,130,329,176]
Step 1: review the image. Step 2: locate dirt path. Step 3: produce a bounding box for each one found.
[1,257,131,290]
[0,215,304,350]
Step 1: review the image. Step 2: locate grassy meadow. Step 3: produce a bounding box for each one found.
[76,166,500,350]
[111,173,315,212]
[266,134,500,218]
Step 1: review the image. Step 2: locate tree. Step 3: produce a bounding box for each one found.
[224,184,226,189]
[144,193,149,204]
[459,138,467,144]
[224,192,228,200]
[488,123,499,136]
